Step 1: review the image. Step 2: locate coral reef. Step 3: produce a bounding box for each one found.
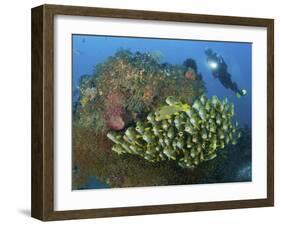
[107,95,241,169]
[73,124,250,189]
[74,50,205,133]
[183,58,202,80]
[72,49,250,190]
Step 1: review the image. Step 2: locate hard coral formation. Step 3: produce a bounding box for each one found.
[107,95,241,169]
[74,50,205,132]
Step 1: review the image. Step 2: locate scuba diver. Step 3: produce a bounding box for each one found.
[204,48,247,98]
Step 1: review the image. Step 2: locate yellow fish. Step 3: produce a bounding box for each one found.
[155,97,189,121]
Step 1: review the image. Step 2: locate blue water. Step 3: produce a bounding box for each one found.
[79,176,110,189]
[73,35,252,127]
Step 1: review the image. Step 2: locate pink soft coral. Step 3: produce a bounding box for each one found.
[104,92,126,130]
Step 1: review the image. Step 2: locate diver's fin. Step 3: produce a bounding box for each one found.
[236,89,247,98]
[241,89,247,96]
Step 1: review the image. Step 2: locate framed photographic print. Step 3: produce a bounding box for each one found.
[31,4,274,221]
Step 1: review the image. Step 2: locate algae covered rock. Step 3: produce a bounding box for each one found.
[107,95,241,169]
[74,49,205,133]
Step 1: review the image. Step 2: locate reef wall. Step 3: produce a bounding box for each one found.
[72,50,250,189]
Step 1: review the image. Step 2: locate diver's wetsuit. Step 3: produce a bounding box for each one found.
[205,48,244,96]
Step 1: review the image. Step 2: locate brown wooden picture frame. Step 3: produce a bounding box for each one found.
[31,4,274,221]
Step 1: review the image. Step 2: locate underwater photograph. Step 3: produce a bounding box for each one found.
[72,34,252,190]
